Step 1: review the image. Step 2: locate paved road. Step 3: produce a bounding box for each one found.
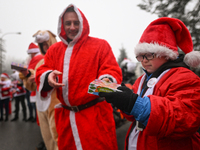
[0,101,131,150]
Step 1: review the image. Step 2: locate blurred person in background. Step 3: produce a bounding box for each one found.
[10,70,27,121]
[19,43,44,122]
[120,58,137,88]
[0,73,12,121]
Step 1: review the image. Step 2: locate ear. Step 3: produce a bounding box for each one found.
[32,30,41,37]
[47,30,56,37]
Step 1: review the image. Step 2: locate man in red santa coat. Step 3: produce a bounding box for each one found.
[99,17,200,150]
[35,3,122,150]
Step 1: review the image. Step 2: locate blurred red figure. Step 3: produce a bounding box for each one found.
[0,73,11,121]
[19,43,44,123]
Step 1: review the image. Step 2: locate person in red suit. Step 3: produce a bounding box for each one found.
[10,71,27,121]
[19,43,44,122]
[99,17,200,150]
[35,4,122,150]
[0,73,11,121]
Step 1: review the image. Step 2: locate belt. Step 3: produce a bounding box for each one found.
[62,97,105,112]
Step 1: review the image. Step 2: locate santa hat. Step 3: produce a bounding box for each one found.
[1,73,9,79]
[134,17,200,68]
[27,43,40,54]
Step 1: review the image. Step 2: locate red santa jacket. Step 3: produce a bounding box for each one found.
[0,80,11,100]
[124,67,200,150]
[36,4,122,150]
[28,53,44,70]
[11,81,26,97]
[28,53,44,102]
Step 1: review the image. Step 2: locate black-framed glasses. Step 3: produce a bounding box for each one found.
[136,53,155,62]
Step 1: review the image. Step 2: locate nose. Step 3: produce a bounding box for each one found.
[70,23,76,30]
[142,56,149,62]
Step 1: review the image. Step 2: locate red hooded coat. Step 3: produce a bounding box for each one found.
[123,67,200,150]
[36,4,122,150]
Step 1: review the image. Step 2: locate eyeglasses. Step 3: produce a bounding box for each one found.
[136,53,155,62]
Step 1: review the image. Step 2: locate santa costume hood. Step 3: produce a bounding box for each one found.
[134,17,200,68]
[58,4,89,47]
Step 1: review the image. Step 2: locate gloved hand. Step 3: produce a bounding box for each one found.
[99,83,138,113]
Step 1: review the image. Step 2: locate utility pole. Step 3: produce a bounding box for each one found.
[0,32,21,74]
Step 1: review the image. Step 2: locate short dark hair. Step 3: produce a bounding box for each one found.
[65,6,75,13]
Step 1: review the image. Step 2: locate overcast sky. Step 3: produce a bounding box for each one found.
[0,0,157,65]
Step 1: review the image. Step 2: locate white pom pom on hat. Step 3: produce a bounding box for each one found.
[27,42,40,54]
[134,17,200,68]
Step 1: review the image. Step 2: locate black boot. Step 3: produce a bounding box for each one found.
[22,117,27,121]
[26,116,33,122]
[36,141,45,150]
[32,117,36,122]
[22,114,27,121]
[0,117,3,121]
[5,116,8,122]
[11,117,18,121]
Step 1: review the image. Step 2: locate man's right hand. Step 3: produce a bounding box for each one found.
[28,75,36,83]
[48,70,65,88]
[20,70,29,77]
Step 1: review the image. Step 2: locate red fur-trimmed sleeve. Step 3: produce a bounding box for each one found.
[97,40,122,84]
[35,48,54,99]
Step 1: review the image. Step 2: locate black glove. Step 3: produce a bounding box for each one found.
[99,83,138,113]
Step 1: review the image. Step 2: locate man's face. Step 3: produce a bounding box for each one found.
[63,11,80,40]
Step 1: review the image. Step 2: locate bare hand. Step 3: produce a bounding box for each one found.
[29,75,35,83]
[21,70,29,76]
[48,70,65,88]
[102,78,112,83]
